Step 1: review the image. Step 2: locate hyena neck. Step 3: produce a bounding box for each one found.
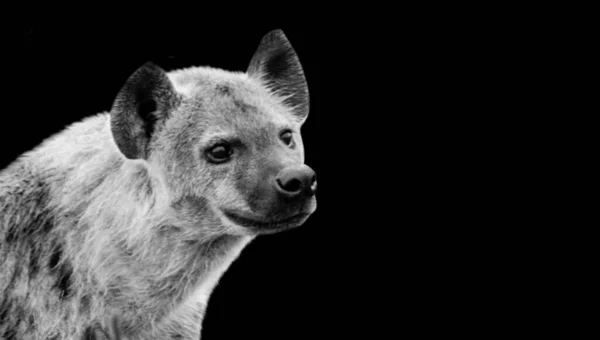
[0,114,254,339]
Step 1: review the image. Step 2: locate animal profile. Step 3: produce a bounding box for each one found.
[0,29,317,340]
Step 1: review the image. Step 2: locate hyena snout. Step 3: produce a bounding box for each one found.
[275,164,317,199]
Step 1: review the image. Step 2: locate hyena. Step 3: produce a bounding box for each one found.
[0,29,317,339]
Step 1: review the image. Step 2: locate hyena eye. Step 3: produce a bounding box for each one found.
[280,130,294,147]
[206,144,233,163]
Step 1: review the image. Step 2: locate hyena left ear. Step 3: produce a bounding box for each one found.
[247,29,309,122]
[110,62,178,160]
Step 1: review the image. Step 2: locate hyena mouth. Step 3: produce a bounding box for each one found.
[223,210,311,231]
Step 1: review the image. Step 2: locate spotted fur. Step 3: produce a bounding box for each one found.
[0,29,316,339]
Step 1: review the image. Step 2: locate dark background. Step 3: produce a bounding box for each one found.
[2,13,535,338]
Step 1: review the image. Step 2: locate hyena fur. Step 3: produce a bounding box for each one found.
[0,29,317,340]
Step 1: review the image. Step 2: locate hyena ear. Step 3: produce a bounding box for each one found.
[247,29,309,122]
[110,62,178,160]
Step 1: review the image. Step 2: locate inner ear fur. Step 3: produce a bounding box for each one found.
[247,29,309,122]
[110,62,179,160]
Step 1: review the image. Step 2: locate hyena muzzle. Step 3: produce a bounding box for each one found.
[0,29,316,340]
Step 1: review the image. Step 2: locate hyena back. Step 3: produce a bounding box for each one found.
[0,30,316,340]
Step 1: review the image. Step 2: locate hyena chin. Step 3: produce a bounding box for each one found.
[0,29,316,340]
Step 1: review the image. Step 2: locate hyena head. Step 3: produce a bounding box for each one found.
[110,29,316,237]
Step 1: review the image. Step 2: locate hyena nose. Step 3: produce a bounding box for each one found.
[275,165,317,198]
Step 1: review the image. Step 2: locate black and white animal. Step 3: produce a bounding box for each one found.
[0,29,317,340]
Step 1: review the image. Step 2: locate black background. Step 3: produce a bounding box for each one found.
[1,12,533,338]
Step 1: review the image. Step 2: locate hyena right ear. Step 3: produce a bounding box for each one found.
[110,62,179,160]
[247,29,310,122]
